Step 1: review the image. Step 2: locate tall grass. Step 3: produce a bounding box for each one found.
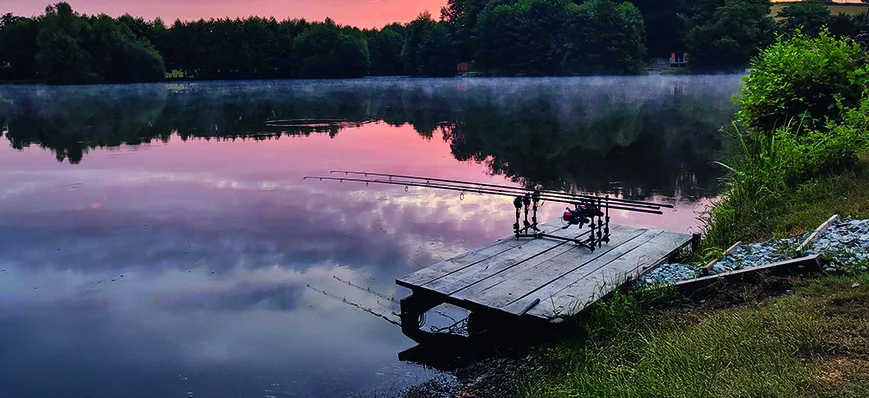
[701,125,786,248]
[701,99,869,249]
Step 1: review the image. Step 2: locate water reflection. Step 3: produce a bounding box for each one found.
[0,76,740,198]
[0,77,742,396]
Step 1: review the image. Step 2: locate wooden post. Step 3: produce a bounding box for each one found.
[691,233,701,252]
[796,214,839,256]
[673,255,824,294]
[702,241,742,276]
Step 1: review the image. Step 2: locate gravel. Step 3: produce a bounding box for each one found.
[640,218,869,286]
[709,236,803,274]
[640,263,702,286]
[806,219,869,272]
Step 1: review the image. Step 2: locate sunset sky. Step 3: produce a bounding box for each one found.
[1,0,866,28]
[0,0,449,28]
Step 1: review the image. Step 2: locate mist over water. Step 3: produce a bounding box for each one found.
[0,76,741,397]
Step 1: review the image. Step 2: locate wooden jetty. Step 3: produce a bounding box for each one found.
[397,221,695,341]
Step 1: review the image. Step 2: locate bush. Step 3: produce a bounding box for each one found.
[737,30,869,133]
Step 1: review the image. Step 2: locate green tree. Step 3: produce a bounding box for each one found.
[631,0,689,58]
[84,14,165,83]
[475,0,645,76]
[576,0,647,75]
[776,2,832,38]
[294,19,369,78]
[367,27,405,75]
[476,0,575,75]
[402,13,458,77]
[36,2,97,84]
[0,14,40,80]
[441,0,487,61]
[685,0,775,71]
[30,3,164,84]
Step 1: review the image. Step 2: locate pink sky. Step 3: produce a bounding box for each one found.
[0,0,449,28]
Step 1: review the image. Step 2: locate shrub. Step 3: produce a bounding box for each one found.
[737,30,869,133]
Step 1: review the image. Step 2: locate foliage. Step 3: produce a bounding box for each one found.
[777,1,833,38]
[402,13,458,77]
[440,0,486,62]
[294,20,369,79]
[702,31,869,248]
[8,2,164,85]
[0,14,40,81]
[474,0,646,76]
[155,16,306,79]
[737,30,869,133]
[685,0,775,72]
[4,0,830,81]
[631,0,689,57]
[703,99,869,248]
[366,25,405,76]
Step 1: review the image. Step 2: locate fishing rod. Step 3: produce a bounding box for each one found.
[305,173,674,252]
[329,170,673,209]
[304,176,663,214]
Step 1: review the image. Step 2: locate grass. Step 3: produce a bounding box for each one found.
[712,152,869,246]
[516,272,869,397]
[700,123,869,251]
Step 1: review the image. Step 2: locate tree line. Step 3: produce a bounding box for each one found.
[1,1,867,84]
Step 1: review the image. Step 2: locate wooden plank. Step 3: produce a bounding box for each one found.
[420,236,570,294]
[673,255,823,294]
[703,241,742,274]
[796,214,839,256]
[397,237,531,288]
[500,229,673,316]
[452,225,645,307]
[397,221,602,289]
[509,231,692,319]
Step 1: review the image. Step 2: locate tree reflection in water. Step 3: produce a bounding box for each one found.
[0,76,740,199]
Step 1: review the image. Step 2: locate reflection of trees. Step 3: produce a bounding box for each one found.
[0,77,739,197]
[442,81,737,198]
[4,86,169,163]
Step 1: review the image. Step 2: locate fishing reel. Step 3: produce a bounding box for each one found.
[561,203,604,229]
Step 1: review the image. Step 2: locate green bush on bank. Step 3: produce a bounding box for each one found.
[703,31,869,248]
[737,30,869,133]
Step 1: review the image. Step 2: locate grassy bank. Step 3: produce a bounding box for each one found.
[511,32,869,397]
[518,273,869,397]
[702,150,869,247]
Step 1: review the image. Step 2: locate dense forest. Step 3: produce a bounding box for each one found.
[0,1,868,83]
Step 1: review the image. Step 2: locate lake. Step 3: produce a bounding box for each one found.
[0,76,742,397]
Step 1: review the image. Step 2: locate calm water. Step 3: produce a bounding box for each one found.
[0,76,741,397]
